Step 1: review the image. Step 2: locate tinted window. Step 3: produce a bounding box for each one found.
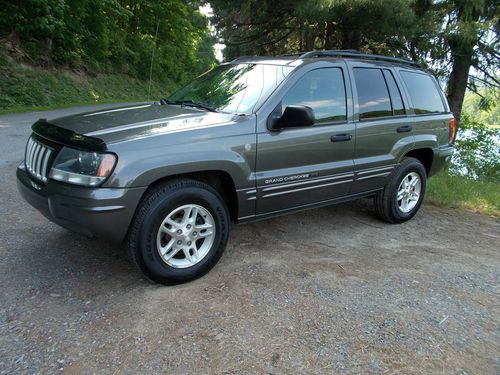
[282,68,347,123]
[169,63,294,114]
[354,68,392,119]
[383,70,405,116]
[400,71,445,114]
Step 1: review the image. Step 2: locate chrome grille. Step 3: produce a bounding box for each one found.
[25,137,53,183]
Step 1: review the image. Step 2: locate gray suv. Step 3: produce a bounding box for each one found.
[17,50,455,284]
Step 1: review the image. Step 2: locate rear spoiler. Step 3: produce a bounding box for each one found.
[32,119,107,152]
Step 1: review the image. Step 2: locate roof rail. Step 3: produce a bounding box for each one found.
[231,53,303,62]
[230,55,256,62]
[300,50,420,67]
[278,52,307,57]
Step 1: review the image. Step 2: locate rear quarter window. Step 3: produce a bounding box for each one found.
[383,70,405,116]
[400,71,446,114]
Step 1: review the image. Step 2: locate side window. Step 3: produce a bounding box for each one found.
[400,71,445,114]
[282,68,347,124]
[353,68,392,119]
[383,70,405,116]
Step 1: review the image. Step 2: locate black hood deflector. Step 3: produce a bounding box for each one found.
[32,119,107,152]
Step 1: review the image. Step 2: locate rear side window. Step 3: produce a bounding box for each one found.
[400,71,445,114]
[282,68,347,123]
[353,68,392,119]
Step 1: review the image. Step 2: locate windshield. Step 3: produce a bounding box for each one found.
[168,63,294,114]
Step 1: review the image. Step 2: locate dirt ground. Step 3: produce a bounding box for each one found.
[1,107,499,374]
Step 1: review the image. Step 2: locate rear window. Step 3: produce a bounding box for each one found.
[400,71,445,114]
[353,68,392,119]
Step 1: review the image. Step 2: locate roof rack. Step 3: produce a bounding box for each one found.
[278,52,307,57]
[299,50,420,67]
[230,55,256,62]
[231,53,303,62]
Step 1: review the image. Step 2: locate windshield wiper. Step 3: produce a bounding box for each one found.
[160,99,218,113]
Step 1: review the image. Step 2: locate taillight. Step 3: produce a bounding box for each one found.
[448,117,456,144]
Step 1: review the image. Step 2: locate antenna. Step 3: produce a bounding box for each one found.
[148,18,160,101]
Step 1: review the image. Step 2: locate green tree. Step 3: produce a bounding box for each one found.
[462,87,500,126]
[0,0,66,60]
[450,113,500,181]
[440,0,499,124]
[209,0,422,59]
[0,0,216,87]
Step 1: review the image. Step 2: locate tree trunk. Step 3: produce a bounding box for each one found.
[444,1,483,126]
[446,51,472,125]
[341,29,361,50]
[303,30,315,51]
[8,26,20,47]
[323,22,336,49]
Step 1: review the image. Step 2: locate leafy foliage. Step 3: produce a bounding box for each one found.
[209,0,424,59]
[450,114,500,181]
[462,86,500,126]
[0,0,216,86]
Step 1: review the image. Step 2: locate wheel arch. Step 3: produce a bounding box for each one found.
[142,170,239,222]
[403,148,434,176]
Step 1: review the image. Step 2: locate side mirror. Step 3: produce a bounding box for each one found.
[270,105,315,130]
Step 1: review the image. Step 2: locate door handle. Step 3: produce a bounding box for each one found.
[397,125,413,133]
[330,134,352,142]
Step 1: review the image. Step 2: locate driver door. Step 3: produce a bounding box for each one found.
[256,67,355,214]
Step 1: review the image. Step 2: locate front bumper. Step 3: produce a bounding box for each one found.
[429,144,454,176]
[17,165,146,242]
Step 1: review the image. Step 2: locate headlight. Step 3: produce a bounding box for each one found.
[49,147,117,187]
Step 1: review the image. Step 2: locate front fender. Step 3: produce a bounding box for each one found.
[129,153,252,188]
[104,131,257,190]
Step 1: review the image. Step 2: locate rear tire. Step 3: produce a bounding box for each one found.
[374,157,427,224]
[127,179,230,285]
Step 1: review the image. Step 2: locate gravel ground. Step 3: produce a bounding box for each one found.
[1,106,499,374]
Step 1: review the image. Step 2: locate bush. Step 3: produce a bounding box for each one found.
[449,114,500,182]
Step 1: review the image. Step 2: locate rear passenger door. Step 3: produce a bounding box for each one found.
[347,64,415,194]
[398,70,451,149]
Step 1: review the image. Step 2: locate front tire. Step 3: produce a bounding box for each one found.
[127,179,230,285]
[374,157,427,224]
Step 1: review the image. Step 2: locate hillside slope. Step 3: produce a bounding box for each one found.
[0,57,176,114]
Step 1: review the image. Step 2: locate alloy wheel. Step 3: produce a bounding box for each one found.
[156,204,216,268]
[396,172,422,213]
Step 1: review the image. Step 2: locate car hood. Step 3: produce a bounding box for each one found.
[33,103,240,150]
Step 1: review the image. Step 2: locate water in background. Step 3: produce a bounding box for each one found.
[450,128,500,180]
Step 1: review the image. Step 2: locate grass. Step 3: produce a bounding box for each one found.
[426,172,500,217]
[0,61,177,114]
